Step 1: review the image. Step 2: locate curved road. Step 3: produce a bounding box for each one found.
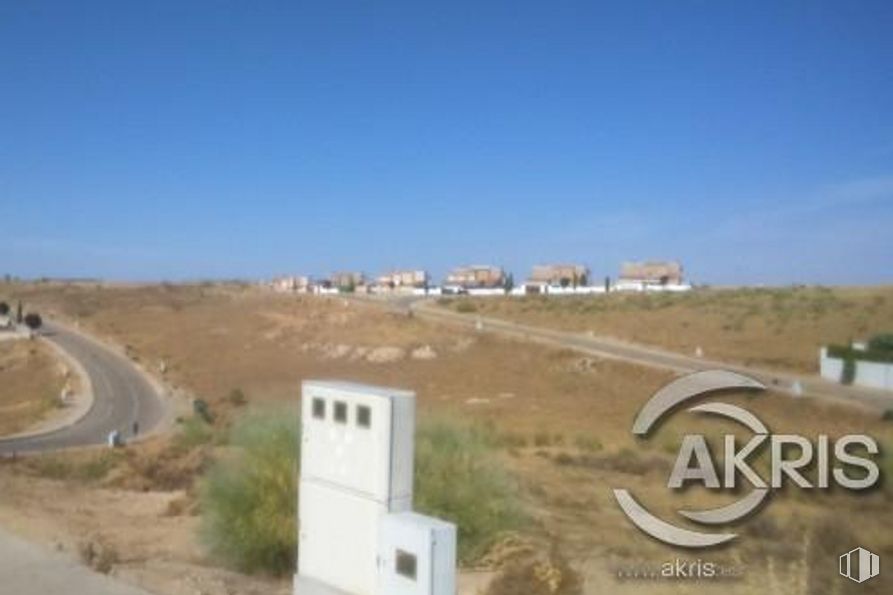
[0,322,166,455]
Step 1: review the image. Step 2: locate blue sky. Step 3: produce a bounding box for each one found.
[2,1,891,284]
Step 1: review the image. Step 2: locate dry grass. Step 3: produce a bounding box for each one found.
[0,338,68,435]
[444,286,893,373]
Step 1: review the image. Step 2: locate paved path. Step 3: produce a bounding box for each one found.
[0,528,151,595]
[0,322,167,455]
[411,300,893,411]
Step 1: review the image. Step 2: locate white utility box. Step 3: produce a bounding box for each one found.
[300,381,415,506]
[378,512,457,595]
[297,381,457,595]
[299,480,388,594]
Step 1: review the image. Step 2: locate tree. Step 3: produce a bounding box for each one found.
[503,272,514,294]
[24,312,42,331]
[16,301,22,323]
[560,277,571,288]
[0,302,9,316]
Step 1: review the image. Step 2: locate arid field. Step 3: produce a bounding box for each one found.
[442,286,893,373]
[0,338,68,436]
[0,281,891,595]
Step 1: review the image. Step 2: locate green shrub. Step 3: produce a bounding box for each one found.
[414,417,525,563]
[868,333,893,354]
[827,344,893,365]
[193,398,213,423]
[29,451,121,482]
[199,408,298,575]
[174,415,215,452]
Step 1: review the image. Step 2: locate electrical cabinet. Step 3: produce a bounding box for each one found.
[301,380,414,506]
[296,381,455,595]
[378,512,457,595]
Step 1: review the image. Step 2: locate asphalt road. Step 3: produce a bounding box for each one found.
[0,322,166,455]
[410,300,893,412]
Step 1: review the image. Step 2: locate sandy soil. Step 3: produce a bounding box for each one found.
[0,281,891,594]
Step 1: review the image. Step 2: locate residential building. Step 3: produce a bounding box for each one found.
[443,265,505,289]
[619,261,683,287]
[527,264,589,289]
[376,269,429,290]
[271,275,313,293]
[330,271,365,291]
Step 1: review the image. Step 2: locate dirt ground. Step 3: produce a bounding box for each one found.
[0,281,891,594]
[443,286,893,373]
[0,338,69,436]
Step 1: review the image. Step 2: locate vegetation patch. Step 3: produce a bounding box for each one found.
[827,342,893,365]
[28,451,122,483]
[199,408,298,575]
[414,417,526,563]
[199,410,526,574]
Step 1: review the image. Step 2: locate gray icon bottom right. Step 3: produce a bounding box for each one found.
[840,547,880,583]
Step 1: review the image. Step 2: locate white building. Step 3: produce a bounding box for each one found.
[295,381,456,595]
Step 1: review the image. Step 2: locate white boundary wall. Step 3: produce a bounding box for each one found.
[819,347,893,391]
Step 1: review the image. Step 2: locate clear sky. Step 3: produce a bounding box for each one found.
[2,1,891,284]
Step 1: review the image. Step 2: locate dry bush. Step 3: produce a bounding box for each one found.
[487,550,582,595]
[572,448,670,476]
[77,536,119,574]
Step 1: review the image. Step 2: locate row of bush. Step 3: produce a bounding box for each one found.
[826,344,893,365]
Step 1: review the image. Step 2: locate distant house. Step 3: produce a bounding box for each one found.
[271,275,312,293]
[617,261,685,290]
[330,271,365,292]
[526,264,589,292]
[0,314,12,330]
[376,270,429,291]
[443,265,505,292]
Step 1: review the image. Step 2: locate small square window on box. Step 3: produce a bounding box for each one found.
[395,549,417,581]
[312,398,326,420]
[334,401,348,424]
[357,405,372,428]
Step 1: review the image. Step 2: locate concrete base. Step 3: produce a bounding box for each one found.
[293,575,354,595]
